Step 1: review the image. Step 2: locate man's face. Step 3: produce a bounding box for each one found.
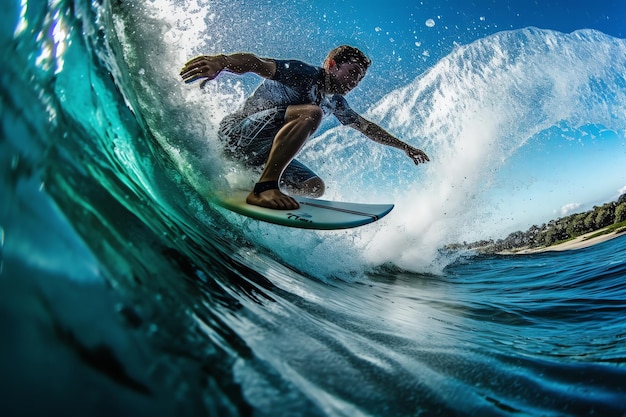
[328,61,367,94]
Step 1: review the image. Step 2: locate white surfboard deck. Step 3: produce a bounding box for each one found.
[216,191,394,230]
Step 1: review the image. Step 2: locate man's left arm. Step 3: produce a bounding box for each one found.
[350,115,430,165]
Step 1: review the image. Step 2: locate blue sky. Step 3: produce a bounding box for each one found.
[488,125,626,230]
[298,0,626,99]
[216,0,625,102]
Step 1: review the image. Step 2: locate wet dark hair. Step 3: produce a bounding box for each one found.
[324,45,371,70]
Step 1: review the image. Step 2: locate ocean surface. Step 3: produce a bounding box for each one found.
[2,0,626,416]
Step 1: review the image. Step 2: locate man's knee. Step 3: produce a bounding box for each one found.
[285,105,323,127]
[304,106,324,125]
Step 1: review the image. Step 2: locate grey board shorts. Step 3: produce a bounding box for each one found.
[218,108,319,188]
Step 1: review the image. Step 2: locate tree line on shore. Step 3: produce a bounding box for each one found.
[459,193,626,254]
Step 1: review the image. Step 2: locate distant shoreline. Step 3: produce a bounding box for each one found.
[463,195,626,255]
[498,227,626,255]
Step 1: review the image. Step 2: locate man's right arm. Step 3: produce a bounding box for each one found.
[180,53,277,87]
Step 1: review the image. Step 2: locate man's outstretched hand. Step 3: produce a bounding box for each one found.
[180,55,225,88]
[404,144,430,165]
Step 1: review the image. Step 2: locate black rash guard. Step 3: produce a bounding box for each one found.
[237,59,360,126]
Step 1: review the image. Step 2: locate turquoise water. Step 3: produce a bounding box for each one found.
[2,0,626,416]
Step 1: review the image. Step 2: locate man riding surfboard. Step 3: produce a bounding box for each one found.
[180,45,429,210]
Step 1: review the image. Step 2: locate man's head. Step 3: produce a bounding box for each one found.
[323,45,371,71]
[323,45,371,94]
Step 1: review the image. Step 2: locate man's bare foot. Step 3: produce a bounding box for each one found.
[246,188,300,210]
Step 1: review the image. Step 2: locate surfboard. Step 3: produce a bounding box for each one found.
[216,191,394,230]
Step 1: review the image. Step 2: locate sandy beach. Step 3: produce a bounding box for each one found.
[505,227,626,255]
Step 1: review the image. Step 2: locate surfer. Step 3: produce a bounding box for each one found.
[180,45,429,210]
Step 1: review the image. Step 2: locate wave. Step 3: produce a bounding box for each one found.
[111,0,626,275]
[5,0,626,280]
[4,2,626,416]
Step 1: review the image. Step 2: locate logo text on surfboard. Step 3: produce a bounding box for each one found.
[286,212,313,223]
